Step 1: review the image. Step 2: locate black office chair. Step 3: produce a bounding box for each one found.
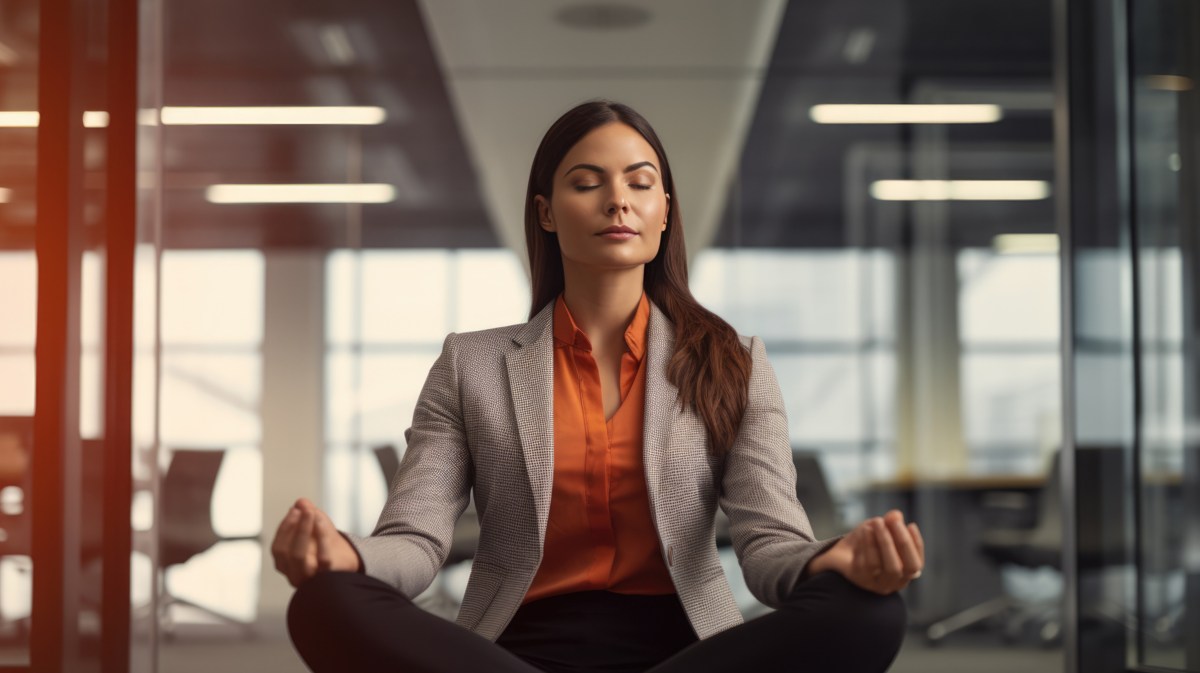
[374,444,479,614]
[373,444,401,490]
[159,448,259,636]
[713,448,843,548]
[925,450,1071,645]
[792,449,844,540]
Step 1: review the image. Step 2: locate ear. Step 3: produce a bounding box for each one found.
[535,195,555,232]
[663,193,671,225]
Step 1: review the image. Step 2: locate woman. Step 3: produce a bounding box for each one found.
[275,100,924,673]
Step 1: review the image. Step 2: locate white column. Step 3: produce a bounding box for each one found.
[258,251,326,625]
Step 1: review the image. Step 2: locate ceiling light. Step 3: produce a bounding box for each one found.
[810,104,1003,124]
[870,180,1051,201]
[84,111,110,128]
[0,111,130,127]
[205,184,397,204]
[0,188,11,203]
[0,111,38,127]
[1145,75,1194,92]
[161,106,386,125]
[993,234,1059,254]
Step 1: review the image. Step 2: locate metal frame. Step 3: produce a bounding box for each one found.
[103,0,139,670]
[31,0,88,668]
[28,0,139,670]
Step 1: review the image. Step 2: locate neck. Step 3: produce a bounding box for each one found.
[560,264,645,348]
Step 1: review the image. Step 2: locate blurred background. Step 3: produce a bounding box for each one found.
[0,0,1197,672]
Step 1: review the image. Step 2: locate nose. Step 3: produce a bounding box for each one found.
[604,191,630,216]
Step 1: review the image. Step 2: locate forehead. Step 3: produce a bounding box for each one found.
[559,122,660,170]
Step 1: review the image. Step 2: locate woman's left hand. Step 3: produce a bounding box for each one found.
[814,510,925,595]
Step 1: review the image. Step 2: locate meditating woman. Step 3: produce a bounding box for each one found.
[273,99,923,673]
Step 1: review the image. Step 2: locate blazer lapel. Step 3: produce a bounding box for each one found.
[505,302,556,546]
[643,301,680,516]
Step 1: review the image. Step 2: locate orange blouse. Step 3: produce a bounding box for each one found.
[522,292,676,604]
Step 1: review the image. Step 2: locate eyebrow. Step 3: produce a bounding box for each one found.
[563,161,659,177]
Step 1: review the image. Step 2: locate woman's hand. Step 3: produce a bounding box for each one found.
[270,497,362,587]
[810,510,925,595]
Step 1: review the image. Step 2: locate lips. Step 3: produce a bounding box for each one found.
[598,225,637,235]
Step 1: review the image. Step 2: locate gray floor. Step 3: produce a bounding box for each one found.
[150,618,1064,673]
[0,621,1066,672]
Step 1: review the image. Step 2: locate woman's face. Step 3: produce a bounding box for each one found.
[536,122,670,276]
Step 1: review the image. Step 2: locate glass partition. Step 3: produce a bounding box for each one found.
[0,0,39,663]
[1130,0,1198,668]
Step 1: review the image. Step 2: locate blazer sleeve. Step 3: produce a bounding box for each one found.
[341,332,473,598]
[719,336,843,608]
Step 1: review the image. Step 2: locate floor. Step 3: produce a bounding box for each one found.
[152,620,1064,673]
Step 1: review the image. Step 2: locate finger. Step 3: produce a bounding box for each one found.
[873,517,904,579]
[314,512,336,571]
[271,507,301,572]
[909,522,925,562]
[885,513,921,575]
[848,522,872,575]
[290,507,317,579]
[862,519,884,577]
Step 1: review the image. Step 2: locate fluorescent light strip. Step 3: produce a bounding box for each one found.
[84,111,110,128]
[993,234,1059,254]
[0,187,11,203]
[0,111,39,127]
[810,104,1002,124]
[870,180,1050,201]
[2,107,386,127]
[1145,75,1194,92]
[206,184,396,204]
[161,106,386,125]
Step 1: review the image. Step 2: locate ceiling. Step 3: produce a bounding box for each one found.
[0,0,1057,253]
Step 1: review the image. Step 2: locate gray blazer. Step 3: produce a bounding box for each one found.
[344,300,837,641]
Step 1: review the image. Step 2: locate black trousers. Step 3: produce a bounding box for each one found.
[288,570,907,673]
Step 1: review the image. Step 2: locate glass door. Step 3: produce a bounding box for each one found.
[1063,0,1199,670]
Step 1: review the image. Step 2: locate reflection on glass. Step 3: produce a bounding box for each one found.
[157,251,264,626]
[1131,0,1197,666]
[0,0,37,658]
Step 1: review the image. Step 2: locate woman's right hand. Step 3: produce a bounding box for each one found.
[271,497,362,587]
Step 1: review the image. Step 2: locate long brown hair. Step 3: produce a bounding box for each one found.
[524,100,752,457]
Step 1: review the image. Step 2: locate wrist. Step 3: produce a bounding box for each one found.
[804,540,847,579]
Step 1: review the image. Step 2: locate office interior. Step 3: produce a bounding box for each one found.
[0,0,1197,671]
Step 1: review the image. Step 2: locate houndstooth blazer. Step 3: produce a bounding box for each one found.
[343,299,839,641]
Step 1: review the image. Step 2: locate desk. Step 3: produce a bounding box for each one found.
[855,473,1047,627]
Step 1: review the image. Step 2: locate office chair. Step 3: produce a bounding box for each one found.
[792,449,844,540]
[374,444,479,616]
[159,448,259,637]
[0,497,31,638]
[925,451,1064,645]
[712,448,843,550]
[373,444,401,490]
[721,448,845,619]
